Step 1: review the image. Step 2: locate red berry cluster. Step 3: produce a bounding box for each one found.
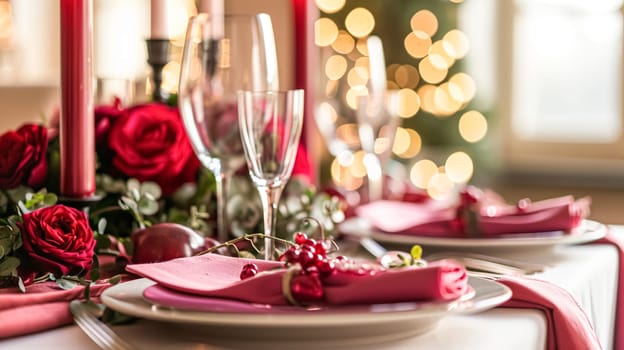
[279,232,336,277]
[237,232,377,305]
[277,232,339,303]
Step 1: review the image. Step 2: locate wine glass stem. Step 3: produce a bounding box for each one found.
[257,185,282,260]
[215,172,231,243]
[364,152,383,202]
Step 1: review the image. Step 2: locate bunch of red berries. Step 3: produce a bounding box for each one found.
[279,232,335,277]
[238,232,340,304]
[277,232,338,303]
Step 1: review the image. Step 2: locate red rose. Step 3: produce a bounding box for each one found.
[0,124,48,189]
[20,205,95,276]
[108,103,199,195]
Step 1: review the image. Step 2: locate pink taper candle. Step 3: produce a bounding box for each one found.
[60,0,95,198]
[199,0,224,38]
[150,0,168,38]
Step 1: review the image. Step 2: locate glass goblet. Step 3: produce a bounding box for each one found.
[178,13,279,242]
[238,90,304,260]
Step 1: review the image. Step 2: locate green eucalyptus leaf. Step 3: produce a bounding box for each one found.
[12,234,22,250]
[237,251,256,259]
[140,181,162,199]
[130,188,141,201]
[118,199,129,210]
[0,256,20,276]
[83,281,91,300]
[119,196,137,210]
[0,225,14,236]
[99,174,126,193]
[171,183,196,206]
[137,197,159,216]
[108,274,122,285]
[17,276,25,293]
[119,237,134,257]
[43,193,58,206]
[7,186,31,203]
[300,193,311,206]
[127,178,140,193]
[56,278,79,290]
[33,272,53,283]
[17,201,29,215]
[95,233,112,251]
[194,168,216,202]
[97,218,107,235]
[90,256,100,281]
[7,215,21,229]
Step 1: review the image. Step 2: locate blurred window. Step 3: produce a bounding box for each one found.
[464,0,624,178]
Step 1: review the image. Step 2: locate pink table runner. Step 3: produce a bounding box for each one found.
[499,276,602,350]
[594,230,624,350]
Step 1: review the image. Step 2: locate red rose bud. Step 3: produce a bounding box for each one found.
[131,223,206,263]
[20,205,95,277]
[0,124,48,189]
[107,103,200,195]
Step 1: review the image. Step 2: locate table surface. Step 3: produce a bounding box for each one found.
[2,226,620,350]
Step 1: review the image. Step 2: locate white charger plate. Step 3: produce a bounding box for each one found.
[340,218,607,251]
[101,277,510,346]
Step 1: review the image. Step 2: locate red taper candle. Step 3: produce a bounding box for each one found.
[60,0,95,198]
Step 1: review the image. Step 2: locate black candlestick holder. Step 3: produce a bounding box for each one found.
[59,192,104,210]
[145,38,170,103]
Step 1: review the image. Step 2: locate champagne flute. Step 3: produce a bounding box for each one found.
[357,35,388,202]
[238,90,304,260]
[316,35,399,202]
[178,14,279,242]
[357,89,401,202]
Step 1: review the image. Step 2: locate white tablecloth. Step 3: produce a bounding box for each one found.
[2,227,620,350]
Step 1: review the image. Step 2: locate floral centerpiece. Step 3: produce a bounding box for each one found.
[0,98,344,290]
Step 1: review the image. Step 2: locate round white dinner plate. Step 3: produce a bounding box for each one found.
[340,218,607,251]
[101,277,510,346]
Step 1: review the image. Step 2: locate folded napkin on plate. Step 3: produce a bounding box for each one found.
[498,276,602,350]
[0,281,109,339]
[126,253,468,307]
[356,189,590,237]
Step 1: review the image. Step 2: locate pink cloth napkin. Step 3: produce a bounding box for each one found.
[594,230,624,350]
[356,193,590,237]
[0,281,109,339]
[126,253,468,307]
[498,276,602,350]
